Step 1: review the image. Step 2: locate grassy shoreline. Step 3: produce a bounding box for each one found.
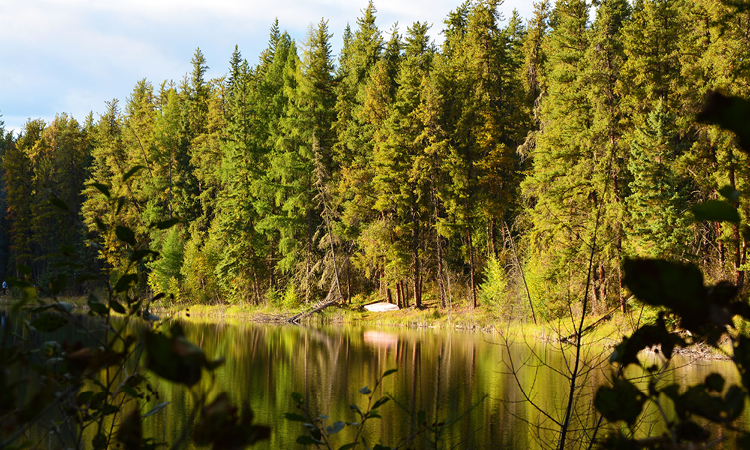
[1,294,732,358]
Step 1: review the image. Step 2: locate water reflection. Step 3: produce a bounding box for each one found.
[143,320,742,449]
[4,311,744,449]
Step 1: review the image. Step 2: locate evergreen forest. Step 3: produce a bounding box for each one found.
[1,0,749,322]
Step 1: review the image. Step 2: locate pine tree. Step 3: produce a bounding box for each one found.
[626,100,693,260]
[583,0,630,311]
[520,0,594,316]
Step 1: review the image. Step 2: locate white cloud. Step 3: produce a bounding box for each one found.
[0,0,536,135]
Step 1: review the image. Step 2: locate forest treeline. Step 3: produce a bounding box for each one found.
[0,0,748,320]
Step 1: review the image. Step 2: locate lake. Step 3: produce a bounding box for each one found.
[4,312,744,449]
[140,318,742,449]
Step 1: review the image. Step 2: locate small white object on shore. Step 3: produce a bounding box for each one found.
[363,302,400,312]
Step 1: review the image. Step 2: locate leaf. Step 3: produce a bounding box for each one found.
[109,300,126,314]
[417,410,426,425]
[373,445,393,450]
[382,369,397,377]
[154,218,180,230]
[122,165,145,183]
[117,408,142,450]
[130,249,158,262]
[115,274,139,293]
[76,274,99,284]
[692,200,740,223]
[94,218,107,232]
[116,196,127,215]
[297,436,322,445]
[145,330,205,386]
[143,401,170,418]
[89,182,111,198]
[17,264,32,276]
[622,259,708,332]
[77,391,94,405]
[50,302,74,314]
[292,392,304,404]
[610,315,685,367]
[30,313,68,332]
[88,297,109,315]
[49,197,69,211]
[719,185,741,202]
[285,413,307,422]
[697,92,750,153]
[359,386,372,395]
[326,421,345,435]
[705,373,726,393]
[120,385,139,398]
[115,226,136,246]
[372,397,390,409]
[49,273,67,296]
[339,444,357,450]
[594,379,646,426]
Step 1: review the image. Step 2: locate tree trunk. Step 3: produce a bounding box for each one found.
[468,231,477,309]
[412,207,422,308]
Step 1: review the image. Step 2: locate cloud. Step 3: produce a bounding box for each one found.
[0,0,535,134]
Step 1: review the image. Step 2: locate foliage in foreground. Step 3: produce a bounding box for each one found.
[0,186,269,449]
[592,93,750,449]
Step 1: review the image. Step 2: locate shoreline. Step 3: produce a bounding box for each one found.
[1,296,732,360]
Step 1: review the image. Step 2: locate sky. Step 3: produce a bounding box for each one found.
[0,0,535,135]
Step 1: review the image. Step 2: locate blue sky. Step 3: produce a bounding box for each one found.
[0,0,535,134]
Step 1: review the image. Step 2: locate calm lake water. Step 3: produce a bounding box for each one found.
[142,318,743,449]
[5,313,746,449]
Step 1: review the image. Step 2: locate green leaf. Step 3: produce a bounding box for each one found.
[117,408,142,450]
[116,196,127,215]
[130,249,158,262]
[154,218,180,230]
[339,444,357,450]
[49,197,69,211]
[692,200,740,223]
[120,385,139,398]
[372,397,390,409]
[373,445,392,450]
[115,226,136,246]
[417,410,426,425]
[326,421,345,435]
[382,369,397,377]
[94,218,107,232]
[594,379,646,426]
[145,331,205,386]
[143,401,170,418]
[719,185,741,202]
[705,373,725,393]
[109,300,126,314]
[115,274,139,293]
[89,182,111,198]
[285,413,307,422]
[76,274,99,284]
[697,92,750,153]
[359,386,372,395]
[51,302,74,314]
[122,165,145,183]
[17,264,32,276]
[88,297,109,315]
[31,313,68,332]
[296,436,322,445]
[622,259,708,332]
[77,391,94,405]
[50,273,67,296]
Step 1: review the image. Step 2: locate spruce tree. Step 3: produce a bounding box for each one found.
[626,100,693,260]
